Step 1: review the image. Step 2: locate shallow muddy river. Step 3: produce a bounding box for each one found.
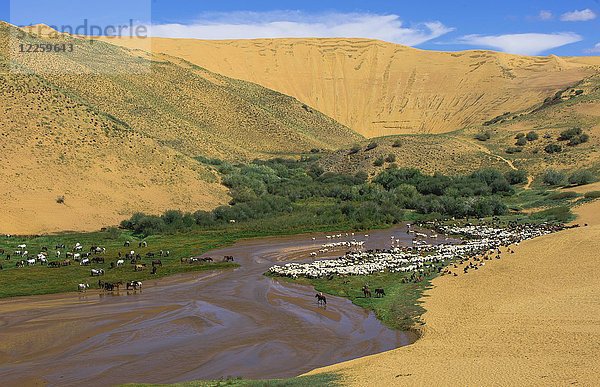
[0,227,426,386]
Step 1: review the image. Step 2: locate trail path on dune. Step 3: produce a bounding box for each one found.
[467,138,518,171]
[307,200,600,385]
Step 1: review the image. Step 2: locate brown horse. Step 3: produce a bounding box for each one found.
[315,293,327,305]
[362,286,372,298]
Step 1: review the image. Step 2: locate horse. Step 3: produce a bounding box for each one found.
[103,282,115,291]
[362,286,372,298]
[126,281,142,291]
[91,268,105,276]
[375,288,386,298]
[79,258,90,266]
[78,283,89,292]
[151,259,162,267]
[124,241,130,247]
[223,256,235,262]
[151,266,157,275]
[91,257,105,264]
[134,264,146,271]
[116,259,124,266]
[315,293,327,305]
[146,252,155,258]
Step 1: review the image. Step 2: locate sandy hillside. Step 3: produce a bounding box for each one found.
[0,22,361,234]
[105,37,598,137]
[307,200,600,385]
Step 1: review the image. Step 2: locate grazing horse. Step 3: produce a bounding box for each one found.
[151,259,162,267]
[78,283,89,292]
[151,266,157,275]
[124,241,130,247]
[91,268,105,276]
[134,264,146,271]
[315,293,327,305]
[223,256,235,262]
[375,288,386,298]
[91,257,105,264]
[116,259,124,266]
[362,286,372,298]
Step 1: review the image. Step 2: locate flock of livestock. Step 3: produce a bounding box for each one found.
[269,222,571,280]
[2,238,238,293]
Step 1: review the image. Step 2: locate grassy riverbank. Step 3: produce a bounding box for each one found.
[0,219,393,299]
[276,269,438,332]
[124,373,341,387]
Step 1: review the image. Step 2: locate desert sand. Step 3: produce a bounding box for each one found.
[105,37,598,137]
[307,200,600,385]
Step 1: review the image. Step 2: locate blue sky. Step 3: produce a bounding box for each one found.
[2,0,599,55]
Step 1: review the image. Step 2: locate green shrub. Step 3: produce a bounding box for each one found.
[392,139,402,148]
[547,191,578,200]
[568,170,596,186]
[373,157,385,167]
[366,142,378,151]
[385,154,397,163]
[515,137,528,146]
[474,132,491,141]
[505,169,528,185]
[515,133,525,139]
[505,147,523,154]
[530,206,573,223]
[558,127,582,141]
[544,144,562,154]
[584,191,600,199]
[542,169,567,186]
[526,131,539,141]
[568,133,589,146]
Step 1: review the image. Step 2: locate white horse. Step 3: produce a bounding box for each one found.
[78,283,89,292]
[26,258,36,266]
[17,244,26,249]
[80,258,90,266]
[116,259,124,266]
[91,268,104,276]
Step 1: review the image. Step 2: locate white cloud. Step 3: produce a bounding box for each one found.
[585,43,600,53]
[560,9,597,22]
[458,32,582,55]
[144,12,454,46]
[538,10,554,21]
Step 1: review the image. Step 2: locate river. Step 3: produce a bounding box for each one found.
[0,226,429,386]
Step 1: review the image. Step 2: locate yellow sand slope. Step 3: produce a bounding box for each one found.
[105,37,598,137]
[307,200,600,385]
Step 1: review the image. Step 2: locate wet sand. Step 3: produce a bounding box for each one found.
[0,227,423,386]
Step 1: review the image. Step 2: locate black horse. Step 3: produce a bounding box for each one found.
[375,288,386,298]
[315,293,327,305]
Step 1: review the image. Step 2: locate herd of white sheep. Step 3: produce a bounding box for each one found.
[269,223,566,279]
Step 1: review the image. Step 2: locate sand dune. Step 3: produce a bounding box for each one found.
[307,200,600,385]
[105,37,598,137]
